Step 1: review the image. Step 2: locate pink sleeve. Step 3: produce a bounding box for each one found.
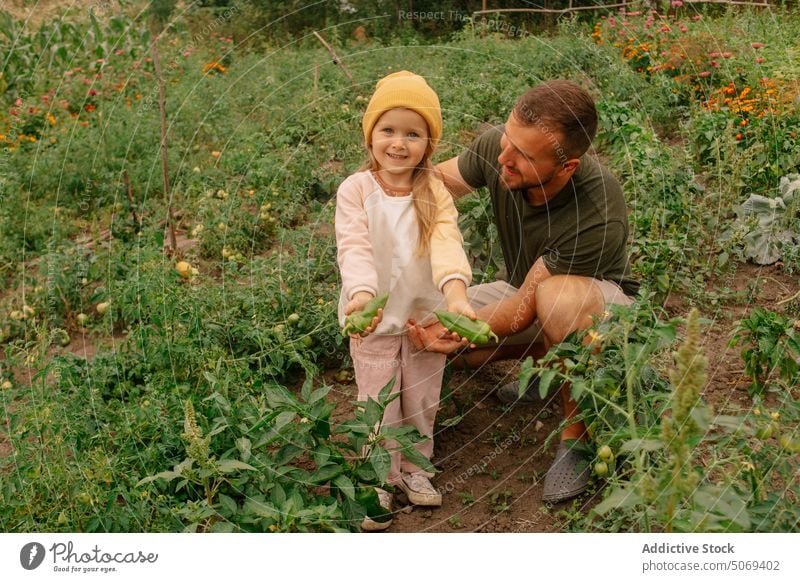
[335,175,378,300]
[430,180,472,290]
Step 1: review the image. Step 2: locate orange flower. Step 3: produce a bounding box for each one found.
[202,61,227,74]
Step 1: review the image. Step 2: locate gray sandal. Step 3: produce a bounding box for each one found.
[542,442,591,503]
[495,377,543,404]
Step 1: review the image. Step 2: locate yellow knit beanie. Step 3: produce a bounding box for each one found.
[362,71,442,154]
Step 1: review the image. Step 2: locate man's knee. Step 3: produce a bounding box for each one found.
[535,276,604,342]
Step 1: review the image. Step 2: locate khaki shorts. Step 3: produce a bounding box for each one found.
[466,278,634,346]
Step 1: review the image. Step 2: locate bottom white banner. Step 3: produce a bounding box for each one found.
[1,533,797,581]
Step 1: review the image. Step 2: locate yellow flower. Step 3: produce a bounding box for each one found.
[587,330,603,344]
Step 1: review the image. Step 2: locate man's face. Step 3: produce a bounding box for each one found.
[497,113,564,192]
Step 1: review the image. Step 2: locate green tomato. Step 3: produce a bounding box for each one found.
[756,423,774,440]
[335,369,353,383]
[594,461,609,477]
[287,313,300,325]
[597,445,614,463]
[778,434,798,453]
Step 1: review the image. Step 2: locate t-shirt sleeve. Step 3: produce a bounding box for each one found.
[457,125,503,190]
[429,180,472,290]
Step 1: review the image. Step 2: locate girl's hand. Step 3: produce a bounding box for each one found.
[353,308,383,338]
[446,299,477,320]
[345,292,373,315]
[441,279,475,320]
[345,292,383,338]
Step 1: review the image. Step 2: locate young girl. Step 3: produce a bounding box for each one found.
[335,71,474,531]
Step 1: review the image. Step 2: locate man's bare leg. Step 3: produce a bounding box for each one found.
[535,275,604,442]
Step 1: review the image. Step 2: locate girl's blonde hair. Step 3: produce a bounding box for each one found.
[360,151,438,257]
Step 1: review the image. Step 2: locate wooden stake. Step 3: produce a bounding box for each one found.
[150,37,177,256]
[122,169,140,228]
[313,31,355,88]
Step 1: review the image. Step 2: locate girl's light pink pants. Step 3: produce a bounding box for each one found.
[350,333,446,484]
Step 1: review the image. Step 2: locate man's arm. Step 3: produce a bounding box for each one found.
[435,157,475,200]
[476,257,551,338]
[407,257,552,353]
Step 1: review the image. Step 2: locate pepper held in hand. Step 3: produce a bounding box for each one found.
[434,311,498,345]
[342,293,389,336]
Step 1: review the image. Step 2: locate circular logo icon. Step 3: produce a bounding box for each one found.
[20,542,46,570]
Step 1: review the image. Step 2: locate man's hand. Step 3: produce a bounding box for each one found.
[406,319,471,354]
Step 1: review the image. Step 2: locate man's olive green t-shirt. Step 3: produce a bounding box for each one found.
[458,125,639,296]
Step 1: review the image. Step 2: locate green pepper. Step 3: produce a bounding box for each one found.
[342,293,389,336]
[434,311,498,345]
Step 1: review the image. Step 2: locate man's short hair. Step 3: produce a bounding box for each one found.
[512,80,598,160]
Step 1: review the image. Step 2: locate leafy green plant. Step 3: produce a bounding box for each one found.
[520,300,677,456]
[489,490,512,514]
[543,308,800,533]
[457,192,503,283]
[729,307,800,396]
[722,174,800,266]
[590,310,752,532]
[138,377,434,532]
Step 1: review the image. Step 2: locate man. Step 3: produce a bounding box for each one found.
[408,79,639,503]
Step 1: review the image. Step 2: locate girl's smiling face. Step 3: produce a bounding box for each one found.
[369,108,429,182]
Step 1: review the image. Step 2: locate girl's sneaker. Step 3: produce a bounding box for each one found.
[398,473,442,506]
[360,488,393,532]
